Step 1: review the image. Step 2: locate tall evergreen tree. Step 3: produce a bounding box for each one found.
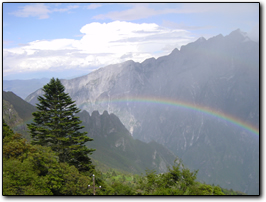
[27,78,95,172]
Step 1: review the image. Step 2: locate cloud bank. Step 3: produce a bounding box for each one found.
[3,21,195,77]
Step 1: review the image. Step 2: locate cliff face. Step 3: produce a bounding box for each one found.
[3,91,37,140]
[4,91,36,121]
[26,29,259,194]
[3,99,23,127]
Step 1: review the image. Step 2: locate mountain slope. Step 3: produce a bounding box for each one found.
[79,110,177,174]
[25,29,259,194]
[3,99,23,127]
[3,91,37,140]
[3,91,36,122]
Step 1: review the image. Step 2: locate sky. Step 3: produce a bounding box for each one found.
[3,2,259,80]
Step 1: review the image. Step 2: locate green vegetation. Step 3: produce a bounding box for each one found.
[3,122,93,195]
[3,119,245,195]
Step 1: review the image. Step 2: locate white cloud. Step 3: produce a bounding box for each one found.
[52,5,79,13]
[78,21,193,54]
[3,21,195,77]
[87,3,102,10]
[10,3,50,19]
[9,3,79,19]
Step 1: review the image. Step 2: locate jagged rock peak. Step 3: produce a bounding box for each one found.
[179,36,207,52]
[227,28,250,42]
[102,110,109,116]
[207,33,224,43]
[91,110,100,117]
[141,57,156,66]
[169,48,180,55]
[229,28,245,35]
[121,59,136,66]
[196,36,207,42]
[91,110,111,118]
[80,110,90,117]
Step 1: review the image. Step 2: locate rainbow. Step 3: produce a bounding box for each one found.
[91,96,259,137]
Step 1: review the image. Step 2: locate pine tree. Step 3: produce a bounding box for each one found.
[27,78,95,172]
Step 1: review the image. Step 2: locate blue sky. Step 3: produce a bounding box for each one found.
[3,2,259,80]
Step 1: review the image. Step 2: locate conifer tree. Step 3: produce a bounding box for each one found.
[27,78,95,172]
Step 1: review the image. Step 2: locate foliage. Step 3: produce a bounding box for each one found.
[135,160,198,195]
[3,158,52,195]
[27,78,95,172]
[3,126,92,195]
[94,161,228,195]
[1,125,237,196]
[27,146,92,195]
[2,119,15,139]
[220,188,246,195]
[3,133,31,160]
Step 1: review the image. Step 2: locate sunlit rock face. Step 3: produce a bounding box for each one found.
[26,29,259,194]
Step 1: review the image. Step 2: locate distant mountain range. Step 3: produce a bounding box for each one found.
[3,78,50,99]
[21,29,259,194]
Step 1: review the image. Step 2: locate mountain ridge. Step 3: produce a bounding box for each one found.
[3,78,50,99]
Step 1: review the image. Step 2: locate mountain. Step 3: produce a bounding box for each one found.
[3,91,36,121]
[3,91,37,140]
[3,99,23,127]
[3,78,50,99]
[79,110,177,174]
[25,29,259,194]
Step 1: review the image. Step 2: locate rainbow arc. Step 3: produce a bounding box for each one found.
[93,96,259,137]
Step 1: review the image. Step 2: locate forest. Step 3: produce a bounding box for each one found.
[2,78,245,195]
